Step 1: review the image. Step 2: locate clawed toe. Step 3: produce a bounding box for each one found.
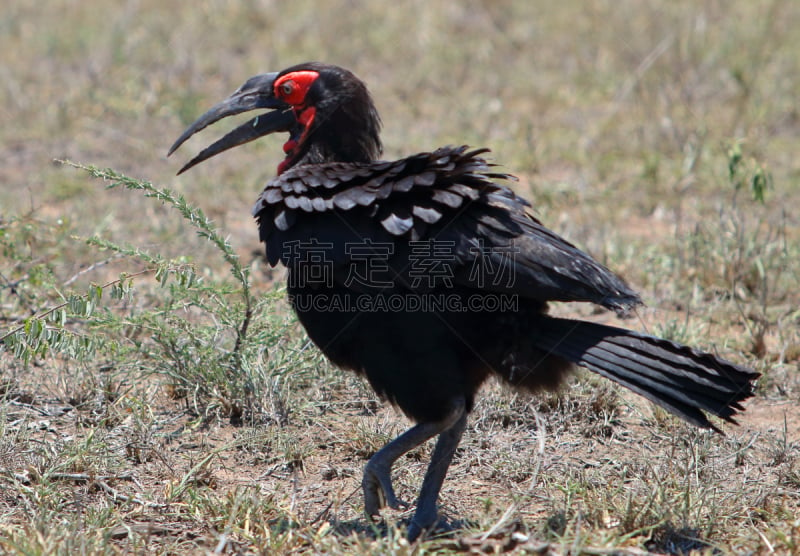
[362,463,408,516]
[406,520,424,543]
[383,487,409,510]
[406,514,436,542]
[407,513,461,542]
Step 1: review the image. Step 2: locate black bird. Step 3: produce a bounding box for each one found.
[169,62,758,541]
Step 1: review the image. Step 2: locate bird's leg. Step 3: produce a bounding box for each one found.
[362,398,466,518]
[362,424,438,515]
[406,406,467,542]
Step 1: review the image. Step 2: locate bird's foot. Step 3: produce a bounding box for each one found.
[406,507,443,542]
[362,462,409,517]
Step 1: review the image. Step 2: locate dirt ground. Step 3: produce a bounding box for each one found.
[3,356,798,553]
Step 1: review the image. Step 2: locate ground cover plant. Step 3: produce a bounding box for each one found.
[1,1,799,553]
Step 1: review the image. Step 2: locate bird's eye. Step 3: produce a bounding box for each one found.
[279,81,294,97]
[274,71,318,104]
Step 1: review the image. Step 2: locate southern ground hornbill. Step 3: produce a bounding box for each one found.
[169,62,758,541]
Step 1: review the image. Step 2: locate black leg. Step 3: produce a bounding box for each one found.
[362,398,466,520]
[406,408,468,542]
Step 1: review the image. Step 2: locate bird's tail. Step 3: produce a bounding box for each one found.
[531,316,759,431]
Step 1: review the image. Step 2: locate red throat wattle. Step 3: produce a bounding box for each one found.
[273,70,319,174]
[277,105,316,174]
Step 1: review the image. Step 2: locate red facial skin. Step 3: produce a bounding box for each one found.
[274,71,319,174]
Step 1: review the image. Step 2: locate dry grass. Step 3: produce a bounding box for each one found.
[2,0,800,553]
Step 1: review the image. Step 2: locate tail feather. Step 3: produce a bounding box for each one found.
[534,317,759,431]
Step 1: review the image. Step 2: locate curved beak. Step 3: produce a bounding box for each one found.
[168,72,296,175]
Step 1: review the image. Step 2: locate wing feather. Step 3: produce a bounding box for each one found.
[254,145,640,312]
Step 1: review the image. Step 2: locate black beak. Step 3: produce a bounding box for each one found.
[168,72,296,175]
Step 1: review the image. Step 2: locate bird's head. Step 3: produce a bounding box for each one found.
[169,62,382,174]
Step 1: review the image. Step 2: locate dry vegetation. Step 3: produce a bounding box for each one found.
[2,1,799,554]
